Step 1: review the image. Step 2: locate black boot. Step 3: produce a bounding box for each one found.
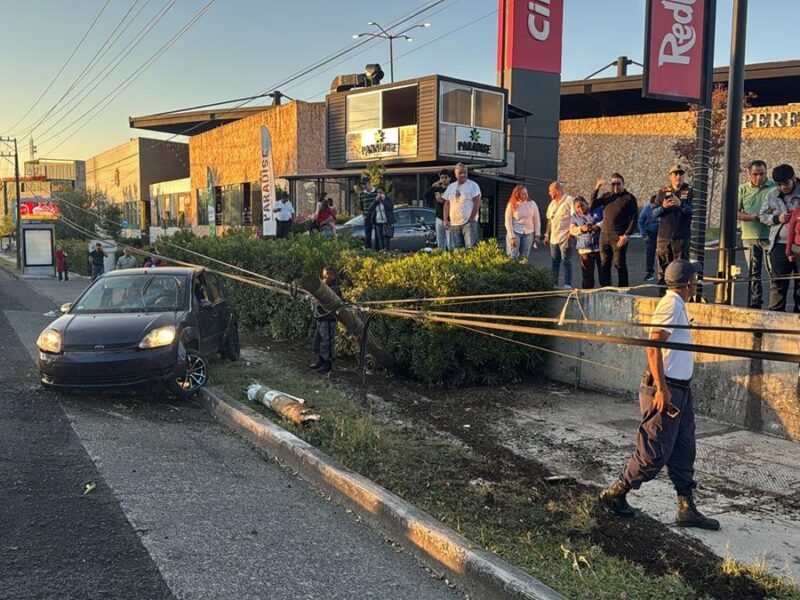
[316,360,332,374]
[676,493,720,530]
[599,480,635,518]
[309,358,323,369]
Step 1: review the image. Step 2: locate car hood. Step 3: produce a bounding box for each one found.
[53,312,181,347]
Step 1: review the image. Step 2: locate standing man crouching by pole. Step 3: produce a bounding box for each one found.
[599,259,720,531]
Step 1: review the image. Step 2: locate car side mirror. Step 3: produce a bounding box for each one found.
[199,299,212,310]
[60,303,71,313]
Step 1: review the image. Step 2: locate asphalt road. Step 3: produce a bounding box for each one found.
[0,268,462,600]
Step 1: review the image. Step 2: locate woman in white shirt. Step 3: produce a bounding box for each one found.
[504,185,541,262]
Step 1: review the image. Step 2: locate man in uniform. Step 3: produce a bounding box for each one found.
[653,165,693,291]
[599,259,720,531]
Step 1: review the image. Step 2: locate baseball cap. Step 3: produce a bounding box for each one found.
[669,164,686,175]
[664,259,700,287]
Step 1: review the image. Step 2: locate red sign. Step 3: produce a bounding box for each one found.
[643,0,712,103]
[20,201,60,220]
[497,0,563,74]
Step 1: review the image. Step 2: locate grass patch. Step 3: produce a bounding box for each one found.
[210,355,701,599]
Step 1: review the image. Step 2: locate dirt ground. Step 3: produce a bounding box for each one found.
[240,338,800,599]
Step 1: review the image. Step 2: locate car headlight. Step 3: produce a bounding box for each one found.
[37,329,62,354]
[139,326,176,349]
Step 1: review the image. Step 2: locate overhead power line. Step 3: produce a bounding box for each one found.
[2,0,113,135]
[39,0,218,154]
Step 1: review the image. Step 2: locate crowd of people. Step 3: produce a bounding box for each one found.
[495,160,799,313]
[53,243,166,282]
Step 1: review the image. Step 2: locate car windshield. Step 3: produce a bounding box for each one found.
[72,274,189,314]
[344,215,364,227]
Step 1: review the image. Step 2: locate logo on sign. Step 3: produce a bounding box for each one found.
[657,0,697,66]
[528,0,551,41]
[360,129,399,159]
[456,127,492,156]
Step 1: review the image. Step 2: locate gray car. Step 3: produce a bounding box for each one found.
[337,206,436,251]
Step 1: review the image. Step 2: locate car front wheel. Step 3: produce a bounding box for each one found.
[169,349,209,398]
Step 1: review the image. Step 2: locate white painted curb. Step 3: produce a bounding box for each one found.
[199,386,566,600]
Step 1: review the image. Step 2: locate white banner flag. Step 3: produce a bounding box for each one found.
[260,126,276,237]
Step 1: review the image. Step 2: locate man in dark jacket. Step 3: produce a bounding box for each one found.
[590,173,638,287]
[310,266,341,374]
[423,169,451,250]
[653,165,693,290]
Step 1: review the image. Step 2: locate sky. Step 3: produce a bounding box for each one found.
[1,0,797,175]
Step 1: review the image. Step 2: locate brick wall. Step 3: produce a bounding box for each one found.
[558,104,800,226]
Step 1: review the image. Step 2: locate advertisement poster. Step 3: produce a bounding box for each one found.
[260,126,276,237]
[207,166,216,237]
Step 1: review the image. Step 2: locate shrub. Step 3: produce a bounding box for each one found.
[158,232,553,387]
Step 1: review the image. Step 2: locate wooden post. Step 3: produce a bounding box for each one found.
[301,274,395,370]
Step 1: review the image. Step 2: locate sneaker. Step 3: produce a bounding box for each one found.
[562,284,574,290]
[644,273,655,282]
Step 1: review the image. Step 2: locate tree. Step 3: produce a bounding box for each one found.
[54,189,117,240]
[354,161,394,197]
[671,85,755,227]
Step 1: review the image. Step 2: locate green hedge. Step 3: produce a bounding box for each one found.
[158,230,553,387]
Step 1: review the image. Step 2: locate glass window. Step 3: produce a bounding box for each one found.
[347,92,381,131]
[221,185,242,227]
[394,209,413,227]
[441,82,472,125]
[412,208,434,225]
[196,189,209,226]
[474,90,504,130]
[203,274,222,303]
[382,86,417,128]
[388,175,417,206]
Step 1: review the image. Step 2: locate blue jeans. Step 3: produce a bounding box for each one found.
[742,239,769,307]
[507,232,534,261]
[435,217,448,250]
[549,239,573,287]
[373,223,389,251]
[91,264,104,280]
[448,221,478,250]
[644,231,658,276]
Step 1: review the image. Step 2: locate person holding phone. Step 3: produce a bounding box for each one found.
[599,259,720,531]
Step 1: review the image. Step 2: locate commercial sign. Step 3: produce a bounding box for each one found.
[206,167,216,238]
[497,0,563,74]
[743,110,800,129]
[260,125,277,237]
[455,126,493,157]
[345,126,417,163]
[643,0,713,104]
[20,200,60,220]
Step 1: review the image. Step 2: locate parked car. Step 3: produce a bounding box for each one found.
[36,267,240,397]
[337,206,437,251]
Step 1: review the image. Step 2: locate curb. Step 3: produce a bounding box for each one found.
[198,385,566,600]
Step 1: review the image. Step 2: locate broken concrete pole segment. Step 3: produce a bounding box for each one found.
[247,384,321,425]
[300,274,395,370]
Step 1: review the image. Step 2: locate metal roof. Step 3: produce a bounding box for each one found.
[561,60,800,119]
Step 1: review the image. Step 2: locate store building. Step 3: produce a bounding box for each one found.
[24,158,86,191]
[148,177,191,240]
[85,137,189,236]
[130,101,327,235]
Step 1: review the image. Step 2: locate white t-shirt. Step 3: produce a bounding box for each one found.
[275,200,294,222]
[649,290,694,380]
[443,179,481,226]
[546,195,574,245]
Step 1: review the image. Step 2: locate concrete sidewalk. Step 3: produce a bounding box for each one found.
[0,251,89,308]
[491,382,800,580]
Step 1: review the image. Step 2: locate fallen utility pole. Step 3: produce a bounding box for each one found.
[247,383,321,425]
[301,274,395,370]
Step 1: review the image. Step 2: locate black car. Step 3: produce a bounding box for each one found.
[37,267,240,397]
[336,206,437,251]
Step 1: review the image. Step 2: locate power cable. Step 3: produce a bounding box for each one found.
[38,0,217,153]
[10,0,147,138]
[2,0,113,135]
[18,0,158,140]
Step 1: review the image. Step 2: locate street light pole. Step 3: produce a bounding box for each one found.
[716,0,748,304]
[353,21,430,84]
[14,139,21,271]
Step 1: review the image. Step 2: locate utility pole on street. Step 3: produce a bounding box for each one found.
[0,137,22,270]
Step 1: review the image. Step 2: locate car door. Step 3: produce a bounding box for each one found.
[392,209,416,252]
[193,274,218,354]
[204,273,228,347]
